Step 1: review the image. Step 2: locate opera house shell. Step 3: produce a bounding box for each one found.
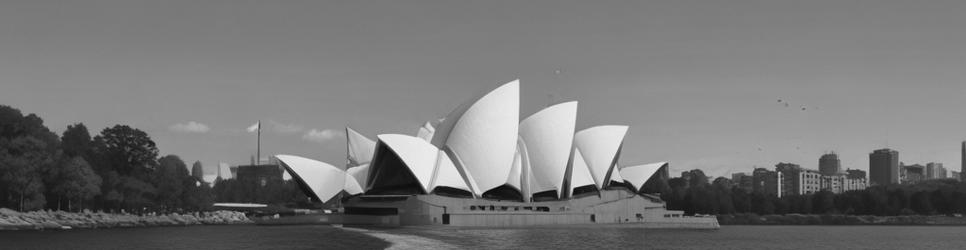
[273,80,703,227]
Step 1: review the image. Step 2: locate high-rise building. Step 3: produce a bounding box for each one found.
[961,141,965,180]
[869,148,899,186]
[776,163,821,196]
[844,177,867,192]
[901,163,925,184]
[236,164,284,187]
[738,175,753,192]
[827,168,868,193]
[819,152,842,176]
[821,175,845,193]
[846,169,866,179]
[753,168,781,196]
[732,172,747,182]
[732,172,754,192]
[926,162,945,180]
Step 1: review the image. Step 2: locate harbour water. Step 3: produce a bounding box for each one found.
[0,224,644,249]
[646,225,966,249]
[3,224,963,249]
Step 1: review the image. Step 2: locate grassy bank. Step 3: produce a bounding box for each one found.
[718,213,966,225]
[0,208,251,230]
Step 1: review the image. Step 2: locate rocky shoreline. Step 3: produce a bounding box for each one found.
[718,213,966,225]
[0,208,251,231]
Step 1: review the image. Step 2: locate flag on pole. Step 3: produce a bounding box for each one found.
[247,121,260,133]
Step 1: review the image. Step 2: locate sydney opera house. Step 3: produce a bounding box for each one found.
[274,80,714,227]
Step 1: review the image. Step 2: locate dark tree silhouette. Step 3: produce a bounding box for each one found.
[94,125,159,177]
[49,156,101,211]
[62,123,92,158]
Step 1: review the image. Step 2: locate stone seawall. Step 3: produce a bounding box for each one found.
[718,213,966,225]
[0,208,251,230]
[645,216,720,229]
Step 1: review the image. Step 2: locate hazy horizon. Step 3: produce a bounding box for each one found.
[3,0,966,178]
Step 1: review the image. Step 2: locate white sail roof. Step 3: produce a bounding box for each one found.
[518,101,578,198]
[376,134,442,193]
[619,162,668,192]
[516,140,533,202]
[346,163,370,191]
[431,80,520,196]
[275,154,346,203]
[574,125,629,189]
[504,146,523,193]
[346,127,376,167]
[344,173,364,195]
[416,121,436,142]
[430,151,471,193]
[610,166,625,184]
[568,149,597,196]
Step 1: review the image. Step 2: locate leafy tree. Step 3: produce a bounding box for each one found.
[687,169,709,188]
[813,191,835,214]
[750,192,775,214]
[62,123,92,158]
[863,188,889,215]
[731,186,752,213]
[772,195,789,214]
[118,176,156,213]
[712,177,735,214]
[0,106,60,150]
[888,189,910,215]
[665,177,688,211]
[89,125,159,211]
[93,125,159,178]
[182,182,213,211]
[155,155,189,211]
[911,191,934,214]
[191,161,204,181]
[0,137,53,211]
[0,105,61,211]
[99,171,123,211]
[50,157,101,211]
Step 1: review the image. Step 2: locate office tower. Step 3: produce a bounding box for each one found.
[869,148,899,186]
[819,152,842,176]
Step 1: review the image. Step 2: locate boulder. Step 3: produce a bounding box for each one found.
[39,221,63,230]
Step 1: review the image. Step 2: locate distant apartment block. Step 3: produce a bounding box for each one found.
[925,162,947,180]
[235,164,284,187]
[901,163,926,184]
[846,169,866,179]
[843,177,867,191]
[776,163,822,196]
[819,152,842,176]
[732,172,754,192]
[869,148,899,186]
[821,174,845,193]
[752,168,781,197]
[820,168,868,193]
[732,172,746,182]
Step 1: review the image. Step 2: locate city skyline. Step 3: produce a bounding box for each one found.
[3,1,966,177]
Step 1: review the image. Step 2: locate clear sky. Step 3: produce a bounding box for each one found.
[3,0,966,178]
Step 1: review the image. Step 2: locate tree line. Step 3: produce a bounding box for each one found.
[659,169,966,216]
[0,105,308,213]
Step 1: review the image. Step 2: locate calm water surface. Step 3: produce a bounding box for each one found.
[646,225,966,250]
[0,225,389,250]
[3,224,963,249]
